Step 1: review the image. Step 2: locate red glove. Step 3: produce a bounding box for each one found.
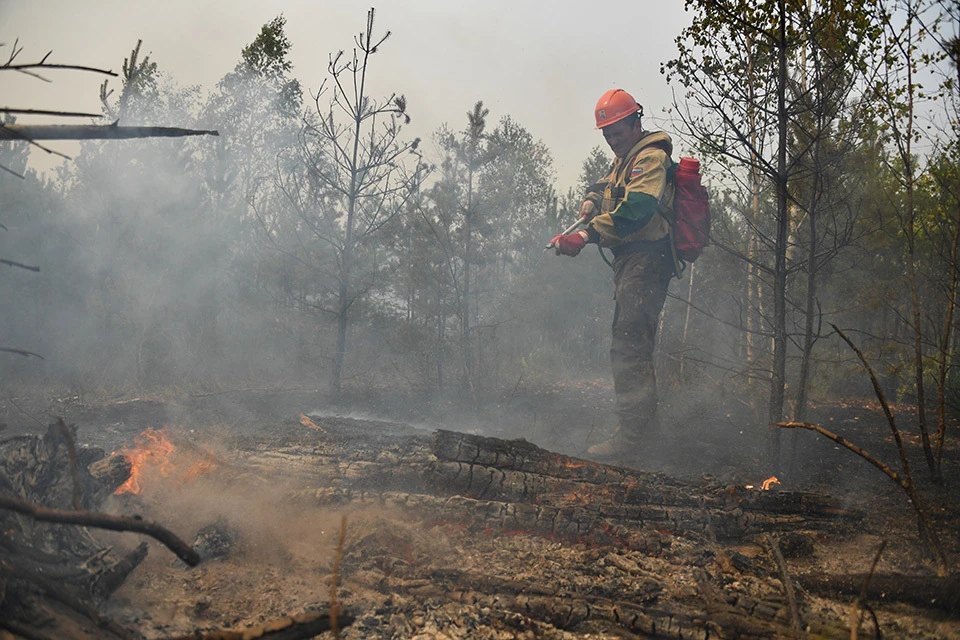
[551,230,588,256]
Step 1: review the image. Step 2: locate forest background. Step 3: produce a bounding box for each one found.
[2,0,959,483]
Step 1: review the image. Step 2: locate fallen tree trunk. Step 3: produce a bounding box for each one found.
[243,420,859,548]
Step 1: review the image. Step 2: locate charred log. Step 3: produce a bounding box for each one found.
[0,423,174,637]
[796,571,960,614]
[263,421,859,551]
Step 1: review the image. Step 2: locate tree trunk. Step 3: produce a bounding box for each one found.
[901,6,936,477]
[934,180,960,479]
[795,185,821,423]
[769,0,790,461]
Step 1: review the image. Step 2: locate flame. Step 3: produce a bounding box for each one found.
[114,428,220,495]
[299,413,325,432]
[745,476,782,491]
[115,428,174,495]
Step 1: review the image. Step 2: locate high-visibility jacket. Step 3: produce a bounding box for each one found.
[586,131,674,249]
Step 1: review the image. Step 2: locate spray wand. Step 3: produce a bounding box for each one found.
[544,217,587,251]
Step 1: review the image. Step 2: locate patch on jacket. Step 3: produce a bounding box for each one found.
[630,165,643,178]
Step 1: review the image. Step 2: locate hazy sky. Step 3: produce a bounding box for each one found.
[2,0,692,187]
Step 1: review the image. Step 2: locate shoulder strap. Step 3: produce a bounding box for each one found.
[638,139,683,277]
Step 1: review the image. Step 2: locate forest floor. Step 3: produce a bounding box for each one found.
[2,378,959,638]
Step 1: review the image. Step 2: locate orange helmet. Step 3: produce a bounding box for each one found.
[594,89,643,129]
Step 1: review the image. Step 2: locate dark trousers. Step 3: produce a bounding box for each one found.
[610,246,673,446]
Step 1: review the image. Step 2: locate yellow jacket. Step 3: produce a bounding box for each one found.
[587,131,674,248]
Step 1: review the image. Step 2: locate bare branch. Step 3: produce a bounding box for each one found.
[0,62,117,76]
[0,107,105,118]
[0,347,44,359]
[0,493,201,566]
[0,163,25,179]
[1,257,41,271]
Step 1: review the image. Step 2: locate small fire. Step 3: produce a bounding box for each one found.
[299,413,326,432]
[115,428,174,495]
[744,476,781,491]
[114,427,219,495]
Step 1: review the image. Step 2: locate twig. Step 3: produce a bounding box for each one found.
[0,162,25,179]
[0,257,41,272]
[5,394,47,429]
[0,107,105,118]
[774,422,906,485]
[827,324,947,574]
[0,493,200,566]
[829,325,913,482]
[774,420,946,574]
[0,124,73,159]
[850,540,887,640]
[330,514,348,640]
[0,62,117,76]
[0,346,44,358]
[56,418,83,510]
[767,534,802,638]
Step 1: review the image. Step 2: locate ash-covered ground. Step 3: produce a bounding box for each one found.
[2,384,959,638]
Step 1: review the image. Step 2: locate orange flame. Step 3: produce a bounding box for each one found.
[115,428,174,495]
[114,428,219,495]
[744,476,782,491]
[299,413,325,432]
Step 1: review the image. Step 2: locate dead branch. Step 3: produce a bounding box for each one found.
[766,534,802,638]
[56,419,83,510]
[774,422,908,486]
[0,558,135,640]
[0,124,219,141]
[1,107,104,118]
[330,514,347,640]
[829,324,913,480]
[0,163,25,179]
[0,256,41,271]
[0,346,44,358]
[850,540,886,640]
[824,323,948,575]
[0,62,117,76]
[0,493,200,566]
[164,609,355,640]
[775,420,947,575]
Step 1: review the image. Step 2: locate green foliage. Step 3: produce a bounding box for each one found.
[4,3,959,428]
[241,15,294,77]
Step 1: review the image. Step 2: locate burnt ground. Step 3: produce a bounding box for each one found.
[2,380,959,638]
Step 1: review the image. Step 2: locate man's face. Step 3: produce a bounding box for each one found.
[601,117,642,159]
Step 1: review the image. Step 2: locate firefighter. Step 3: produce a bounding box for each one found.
[551,88,675,465]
